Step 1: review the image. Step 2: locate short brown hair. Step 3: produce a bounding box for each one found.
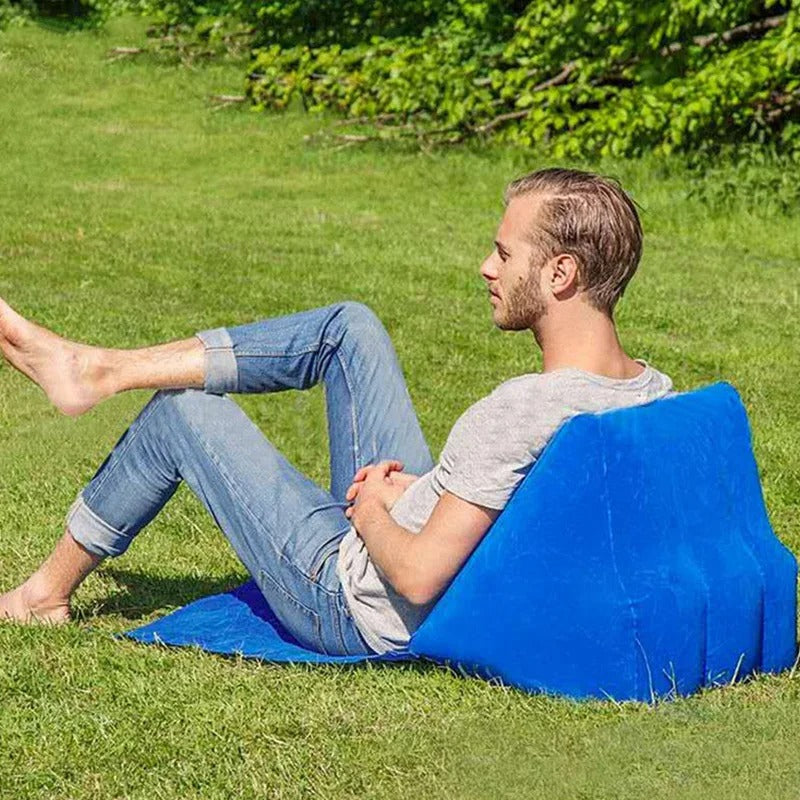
[504,168,643,315]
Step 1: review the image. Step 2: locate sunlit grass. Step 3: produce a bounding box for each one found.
[0,16,799,799]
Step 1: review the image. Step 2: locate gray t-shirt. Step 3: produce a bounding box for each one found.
[336,362,674,654]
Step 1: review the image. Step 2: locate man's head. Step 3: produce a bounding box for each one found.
[480,168,643,331]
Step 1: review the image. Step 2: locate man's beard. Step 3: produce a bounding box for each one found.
[495,268,547,331]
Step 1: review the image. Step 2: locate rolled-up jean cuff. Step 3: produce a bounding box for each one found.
[66,494,131,559]
[195,327,238,395]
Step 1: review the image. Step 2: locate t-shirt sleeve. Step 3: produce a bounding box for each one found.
[433,381,558,510]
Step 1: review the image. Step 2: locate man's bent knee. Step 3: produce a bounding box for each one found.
[158,388,235,430]
[333,301,387,339]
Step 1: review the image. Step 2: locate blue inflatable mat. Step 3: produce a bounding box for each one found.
[126,382,798,701]
[128,580,412,664]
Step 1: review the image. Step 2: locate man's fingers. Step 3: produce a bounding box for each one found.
[352,465,372,483]
[373,460,404,477]
[351,460,403,486]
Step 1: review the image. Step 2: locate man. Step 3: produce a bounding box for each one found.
[0,168,672,656]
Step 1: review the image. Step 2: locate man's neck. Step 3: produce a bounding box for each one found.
[534,306,643,380]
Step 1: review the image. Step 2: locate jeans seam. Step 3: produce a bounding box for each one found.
[231,335,339,360]
[333,346,362,471]
[198,331,238,394]
[276,546,341,592]
[208,351,238,393]
[329,592,348,654]
[258,568,320,620]
[335,588,374,654]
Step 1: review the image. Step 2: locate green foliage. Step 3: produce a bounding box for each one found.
[246,0,800,158]
[2,20,800,799]
[6,0,799,159]
[0,0,34,28]
[0,0,126,28]
[134,0,521,48]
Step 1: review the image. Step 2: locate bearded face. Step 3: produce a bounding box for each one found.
[491,255,549,331]
[482,195,557,333]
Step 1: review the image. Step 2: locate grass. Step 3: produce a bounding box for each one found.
[0,15,799,800]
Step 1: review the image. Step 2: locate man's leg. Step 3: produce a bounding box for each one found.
[0,389,374,654]
[194,301,434,498]
[0,301,431,644]
[0,298,434,493]
[0,297,204,416]
[0,532,98,624]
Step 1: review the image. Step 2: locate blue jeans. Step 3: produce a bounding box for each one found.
[65,302,435,656]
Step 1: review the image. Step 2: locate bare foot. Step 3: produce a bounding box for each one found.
[0,578,71,625]
[0,297,112,416]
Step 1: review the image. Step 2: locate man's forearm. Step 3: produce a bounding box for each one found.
[353,499,422,603]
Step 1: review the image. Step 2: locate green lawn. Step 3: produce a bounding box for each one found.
[1,16,799,800]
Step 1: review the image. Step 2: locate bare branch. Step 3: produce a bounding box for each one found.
[331,133,376,143]
[531,61,577,92]
[475,108,530,134]
[106,47,145,62]
[210,94,247,104]
[332,112,403,127]
[474,62,578,134]
[661,13,787,56]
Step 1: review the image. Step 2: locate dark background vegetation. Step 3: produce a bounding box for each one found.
[3,0,799,169]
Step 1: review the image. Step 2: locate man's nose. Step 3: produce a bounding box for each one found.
[480,253,498,282]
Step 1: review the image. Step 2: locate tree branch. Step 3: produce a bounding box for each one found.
[332,112,404,127]
[474,61,577,133]
[210,94,247,104]
[661,13,787,56]
[475,108,530,134]
[531,61,577,92]
[106,47,145,62]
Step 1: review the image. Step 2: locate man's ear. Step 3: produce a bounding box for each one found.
[548,253,580,297]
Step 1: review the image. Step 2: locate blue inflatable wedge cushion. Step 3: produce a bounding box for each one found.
[127,382,798,701]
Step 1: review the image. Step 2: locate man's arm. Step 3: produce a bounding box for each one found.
[348,466,499,605]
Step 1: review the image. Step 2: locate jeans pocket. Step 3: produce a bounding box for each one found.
[258,568,325,653]
[307,539,341,584]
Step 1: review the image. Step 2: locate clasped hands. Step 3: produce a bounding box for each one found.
[344,460,417,527]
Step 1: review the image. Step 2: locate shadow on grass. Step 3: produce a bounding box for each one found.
[25,1,104,33]
[83,569,465,684]
[83,566,245,622]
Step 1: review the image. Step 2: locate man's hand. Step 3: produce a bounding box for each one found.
[344,460,417,523]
